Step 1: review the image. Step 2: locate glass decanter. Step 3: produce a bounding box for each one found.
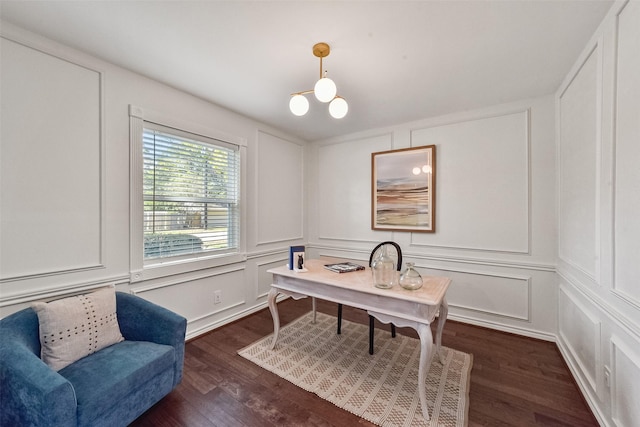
[372,244,395,289]
[399,262,423,290]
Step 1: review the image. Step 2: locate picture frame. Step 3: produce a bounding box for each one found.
[371,145,436,232]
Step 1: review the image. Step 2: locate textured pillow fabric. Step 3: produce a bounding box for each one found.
[31,287,124,371]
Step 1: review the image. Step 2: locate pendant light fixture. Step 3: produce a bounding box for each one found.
[289,42,348,119]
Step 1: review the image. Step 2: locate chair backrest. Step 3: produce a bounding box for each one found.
[0,307,41,357]
[368,241,403,271]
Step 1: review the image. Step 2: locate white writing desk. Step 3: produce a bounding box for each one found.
[267,258,451,421]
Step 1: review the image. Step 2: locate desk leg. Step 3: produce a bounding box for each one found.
[417,323,434,422]
[435,297,448,364]
[268,287,280,350]
[312,297,317,323]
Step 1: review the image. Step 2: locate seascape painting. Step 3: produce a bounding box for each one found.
[371,145,436,232]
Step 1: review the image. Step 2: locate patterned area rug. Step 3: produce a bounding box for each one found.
[238,312,472,427]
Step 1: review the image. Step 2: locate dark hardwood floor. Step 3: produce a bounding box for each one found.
[130,298,598,427]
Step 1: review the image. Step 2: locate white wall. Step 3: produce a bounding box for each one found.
[0,23,306,339]
[307,95,558,340]
[555,1,640,425]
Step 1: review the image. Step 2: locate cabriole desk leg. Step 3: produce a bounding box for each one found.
[435,297,449,364]
[268,287,280,350]
[417,322,434,421]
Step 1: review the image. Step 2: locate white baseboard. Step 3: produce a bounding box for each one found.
[447,313,557,342]
[556,338,610,427]
[185,294,288,341]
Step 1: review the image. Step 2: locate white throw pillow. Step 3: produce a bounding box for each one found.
[31,287,124,371]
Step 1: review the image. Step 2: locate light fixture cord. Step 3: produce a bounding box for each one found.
[319,55,323,79]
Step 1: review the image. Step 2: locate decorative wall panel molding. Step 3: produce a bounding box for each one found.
[410,109,530,254]
[558,267,640,343]
[256,258,287,300]
[612,0,640,309]
[130,265,245,294]
[420,264,531,321]
[611,335,640,426]
[558,286,601,392]
[317,133,393,241]
[0,275,129,308]
[131,267,246,326]
[0,36,105,280]
[311,243,555,272]
[255,131,304,245]
[557,41,602,282]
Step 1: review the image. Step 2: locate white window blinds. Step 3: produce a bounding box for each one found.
[143,124,240,260]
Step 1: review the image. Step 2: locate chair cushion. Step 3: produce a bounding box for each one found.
[31,287,124,371]
[59,340,175,426]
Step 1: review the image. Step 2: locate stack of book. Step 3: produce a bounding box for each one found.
[323,262,365,273]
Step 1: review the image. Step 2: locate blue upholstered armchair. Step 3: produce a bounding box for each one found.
[0,291,187,427]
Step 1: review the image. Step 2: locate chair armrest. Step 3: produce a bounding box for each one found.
[115,292,187,386]
[0,343,76,427]
[115,292,187,345]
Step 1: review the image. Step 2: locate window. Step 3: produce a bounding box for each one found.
[142,124,240,261]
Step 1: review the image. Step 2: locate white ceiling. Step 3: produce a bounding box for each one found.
[0,0,613,141]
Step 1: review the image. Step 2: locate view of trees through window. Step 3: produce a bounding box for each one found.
[143,127,239,259]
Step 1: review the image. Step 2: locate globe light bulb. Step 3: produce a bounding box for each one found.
[329,97,348,119]
[289,94,309,116]
[314,77,337,103]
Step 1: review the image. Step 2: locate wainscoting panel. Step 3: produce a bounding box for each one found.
[613,0,640,308]
[317,134,393,242]
[0,36,104,280]
[256,257,288,300]
[422,265,531,322]
[256,131,304,245]
[131,267,246,332]
[410,110,530,254]
[558,43,600,281]
[611,336,640,427]
[558,286,601,392]
[553,2,640,423]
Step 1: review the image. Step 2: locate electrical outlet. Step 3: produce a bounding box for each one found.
[214,290,222,305]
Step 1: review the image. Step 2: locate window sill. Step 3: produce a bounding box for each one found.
[130,252,247,283]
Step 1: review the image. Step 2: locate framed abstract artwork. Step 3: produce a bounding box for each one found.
[371,145,436,232]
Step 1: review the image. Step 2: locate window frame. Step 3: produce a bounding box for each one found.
[129,105,247,282]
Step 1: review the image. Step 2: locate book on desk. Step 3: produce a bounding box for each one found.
[289,245,305,271]
[323,262,365,273]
